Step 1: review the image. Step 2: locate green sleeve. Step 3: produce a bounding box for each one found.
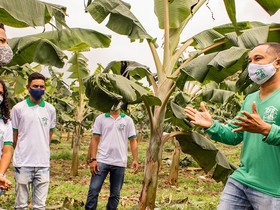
[263,124,280,146]
[205,120,243,146]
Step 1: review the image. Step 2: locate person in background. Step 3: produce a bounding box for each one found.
[185,42,280,209]
[12,72,56,209]
[0,23,14,193]
[85,102,139,210]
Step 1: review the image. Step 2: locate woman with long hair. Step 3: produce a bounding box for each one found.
[0,79,13,193]
[0,22,13,192]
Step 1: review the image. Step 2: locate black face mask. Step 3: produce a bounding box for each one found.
[29,88,45,101]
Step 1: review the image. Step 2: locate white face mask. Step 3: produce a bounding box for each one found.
[0,45,13,66]
[0,94,3,105]
[248,61,276,85]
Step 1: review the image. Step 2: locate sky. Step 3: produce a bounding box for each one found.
[6,0,280,75]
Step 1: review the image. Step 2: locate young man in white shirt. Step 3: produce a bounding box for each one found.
[85,102,139,210]
[12,72,56,209]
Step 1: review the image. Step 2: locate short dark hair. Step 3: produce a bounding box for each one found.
[0,23,5,31]
[0,79,10,124]
[28,72,46,86]
[258,42,280,57]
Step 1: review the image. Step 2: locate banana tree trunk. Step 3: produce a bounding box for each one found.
[139,132,163,209]
[139,105,166,209]
[70,124,81,176]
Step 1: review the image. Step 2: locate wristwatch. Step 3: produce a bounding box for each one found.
[87,157,97,164]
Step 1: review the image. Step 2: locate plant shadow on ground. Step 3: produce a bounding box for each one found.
[0,133,241,210]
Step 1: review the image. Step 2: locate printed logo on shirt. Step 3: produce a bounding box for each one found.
[118,123,125,131]
[41,117,48,126]
[263,106,278,123]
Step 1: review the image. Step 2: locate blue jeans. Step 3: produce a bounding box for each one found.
[14,167,50,210]
[85,162,125,210]
[218,177,280,210]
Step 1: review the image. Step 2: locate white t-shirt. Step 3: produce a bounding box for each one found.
[0,118,13,158]
[93,113,136,167]
[11,98,56,167]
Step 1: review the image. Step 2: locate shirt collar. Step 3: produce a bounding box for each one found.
[105,113,126,118]
[26,97,45,107]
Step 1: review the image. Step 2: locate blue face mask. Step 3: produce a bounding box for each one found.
[29,88,45,101]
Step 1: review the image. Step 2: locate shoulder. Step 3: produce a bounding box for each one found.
[95,113,106,122]
[44,101,56,111]
[244,90,259,101]
[0,119,12,129]
[122,114,134,124]
[12,99,27,111]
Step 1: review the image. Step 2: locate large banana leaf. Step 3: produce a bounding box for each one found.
[222,0,279,35]
[222,0,239,35]
[85,73,159,112]
[154,0,203,29]
[8,37,67,68]
[86,0,152,41]
[166,90,239,183]
[166,94,194,131]
[33,28,111,51]
[102,61,153,86]
[155,0,206,53]
[8,28,111,68]
[68,53,90,80]
[174,131,237,183]
[256,0,280,15]
[0,0,67,28]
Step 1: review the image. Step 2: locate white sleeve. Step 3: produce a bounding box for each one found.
[50,106,56,129]
[127,117,136,139]
[11,106,19,129]
[4,120,13,144]
[92,115,102,135]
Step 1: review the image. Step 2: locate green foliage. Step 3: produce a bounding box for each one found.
[0,0,67,28]
[86,0,152,41]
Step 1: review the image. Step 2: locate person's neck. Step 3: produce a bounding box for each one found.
[260,72,280,100]
[30,97,42,105]
[110,110,120,119]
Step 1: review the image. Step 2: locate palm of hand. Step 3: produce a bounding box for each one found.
[193,111,213,128]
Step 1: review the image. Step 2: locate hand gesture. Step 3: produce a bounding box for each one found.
[184,102,213,128]
[89,161,100,176]
[232,101,271,135]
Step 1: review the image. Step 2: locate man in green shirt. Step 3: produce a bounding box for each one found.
[185,42,280,209]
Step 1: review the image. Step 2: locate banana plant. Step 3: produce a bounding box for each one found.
[67,52,93,176]
[85,0,280,209]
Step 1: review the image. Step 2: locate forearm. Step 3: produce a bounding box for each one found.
[49,130,54,143]
[89,135,100,158]
[130,138,138,162]
[13,131,18,149]
[0,145,13,175]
